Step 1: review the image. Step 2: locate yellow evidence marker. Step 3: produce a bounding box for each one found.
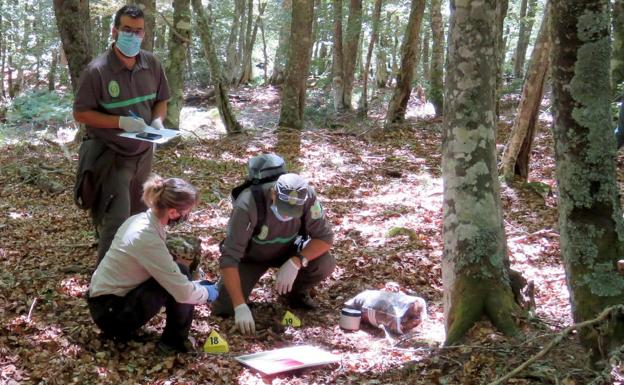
[203,330,229,353]
[281,310,302,327]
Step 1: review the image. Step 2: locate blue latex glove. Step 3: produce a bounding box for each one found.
[199,280,219,302]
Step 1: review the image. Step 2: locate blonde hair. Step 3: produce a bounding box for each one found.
[142,174,198,214]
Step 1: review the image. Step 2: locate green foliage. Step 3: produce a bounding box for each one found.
[6,90,73,127]
[501,78,524,95]
[581,263,624,297]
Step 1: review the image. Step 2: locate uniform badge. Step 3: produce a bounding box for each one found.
[258,225,269,240]
[108,80,120,98]
[310,200,323,219]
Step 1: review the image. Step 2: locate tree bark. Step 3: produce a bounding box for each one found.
[513,0,538,79]
[358,0,382,115]
[191,0,242,134]
[278,0,314,130]
[48,49,58,91]
[331,0,345,111]
[384,0,426,129]
[494,0,509,118]
[259,6,269,84]
[443,0,520,346]
[270,0,292,85]
[100,14,112,53]
[226,0,244,84]
[135,0,156,51]
[165,0,191,128]
[341,0,362,109]
[551,0,624,365]
[421,28,429,82]
[240,0,267,84]
[613,0,624,92]
[429,0,444,117]
[500,4,550,182]
[52,0,92,93]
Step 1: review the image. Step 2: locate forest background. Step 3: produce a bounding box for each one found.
[1,0,624,384]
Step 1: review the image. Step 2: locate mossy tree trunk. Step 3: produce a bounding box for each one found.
[358,0,382,115]
[513,0,538,79]
[52,0,92,94]
[270,0,292,85]
[165,0,191,129]
[100,14,112,53]
[135,0,156,52]
[613,0,624,92]
[341,0,362,110]
[429,0,444,117]
[384,0,426,129]
[191,0,242,134]
[442,0,520,346]
[500,4,550,182]
[494,0,509,118]
[278,0,314,130]
[331,0,345,112]
[551,0,624,364]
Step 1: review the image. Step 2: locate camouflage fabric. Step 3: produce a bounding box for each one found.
[166,234,201,273]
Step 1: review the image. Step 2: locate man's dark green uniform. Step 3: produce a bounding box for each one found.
[213,182,335,315]
[74,47,170,264]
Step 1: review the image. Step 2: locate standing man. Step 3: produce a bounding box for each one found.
[213,173,336,335]
[73,5,170,265]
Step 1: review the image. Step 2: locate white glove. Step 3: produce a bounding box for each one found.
[234,303,255,334]
[275,258,300,295]
[151,117,166,130]
[119,116,148,133]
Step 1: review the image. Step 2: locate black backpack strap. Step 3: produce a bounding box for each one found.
[250,183,266,236]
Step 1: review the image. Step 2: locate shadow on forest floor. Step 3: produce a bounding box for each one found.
[0,87,616,384]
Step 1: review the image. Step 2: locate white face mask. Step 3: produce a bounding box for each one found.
[270,204,293,222]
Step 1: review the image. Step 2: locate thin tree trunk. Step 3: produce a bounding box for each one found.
[494,0,509,118]
[551,0,624,365]
[135,0,156,51]
[48,49,58,91]
[613,0,624,92]
[270,0,292,85]
[375,15,390,88]
[443,0,520,346]
[341,0,362,109]
[239,0,253,83]
[358,0,382,115]
[500,6,550,182]
[191,0,242,134]
[421,29,429,82]
[384,0,426,129]
[226,0,244,84]
[429,0,444,117]
[240,0,267,84]
[52,0,92,94]
[165,0,191,128]
[332,0,345,111]
[278,0,314,130]
[513,0,538,79]
[259,7,268,84]
[101,15,112,52]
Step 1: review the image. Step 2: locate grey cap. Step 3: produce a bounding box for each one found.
[274,173,309,218]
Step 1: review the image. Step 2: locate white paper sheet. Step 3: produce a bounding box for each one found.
[118,126,181,144]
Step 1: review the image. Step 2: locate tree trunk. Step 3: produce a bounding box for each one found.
[494,0,509,118]
[135,0,156,51]
[165,0,191,128]
[341,0,362,109]
[238,0,253,84]
[358,0,382,115]
[375,14,390,88]
[384,0,426,129]
[429,0,444,117]
[240,0,267,84]
[613,0,624,92]
[226,0,244,84]
[443,0,520,346]
[259,8,269,84]
[551,0,624,365]
[100,14,112,52]
[500,5,550,182]
[421,29,429,82]
[270,0,292,85]
[331,0,345,111]
[48,49,58,91]
[278,0,314,130]
[52,0,92,94]
[513,0,538,79]
[191,0,242,134]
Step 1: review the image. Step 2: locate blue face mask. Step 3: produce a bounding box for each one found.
[116,31,142,57]
[270,204,293,222]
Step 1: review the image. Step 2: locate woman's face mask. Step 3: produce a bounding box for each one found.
[116,31,143,57]
[270,204,293,222]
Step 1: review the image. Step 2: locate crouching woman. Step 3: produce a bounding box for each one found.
[87,175,217,353]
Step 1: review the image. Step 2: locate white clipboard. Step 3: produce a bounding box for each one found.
[118,126,181,144]
[235,345,340,375]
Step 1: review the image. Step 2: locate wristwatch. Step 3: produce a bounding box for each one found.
[296,252,309,268]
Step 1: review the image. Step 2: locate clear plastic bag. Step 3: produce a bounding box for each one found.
[344,290,427,334]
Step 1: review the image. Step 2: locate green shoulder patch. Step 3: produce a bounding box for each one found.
[108,80,120,98]
[257,225,269,240]
[310,200,323,220]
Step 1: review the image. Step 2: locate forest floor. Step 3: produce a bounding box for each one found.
[0,86,622,384]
